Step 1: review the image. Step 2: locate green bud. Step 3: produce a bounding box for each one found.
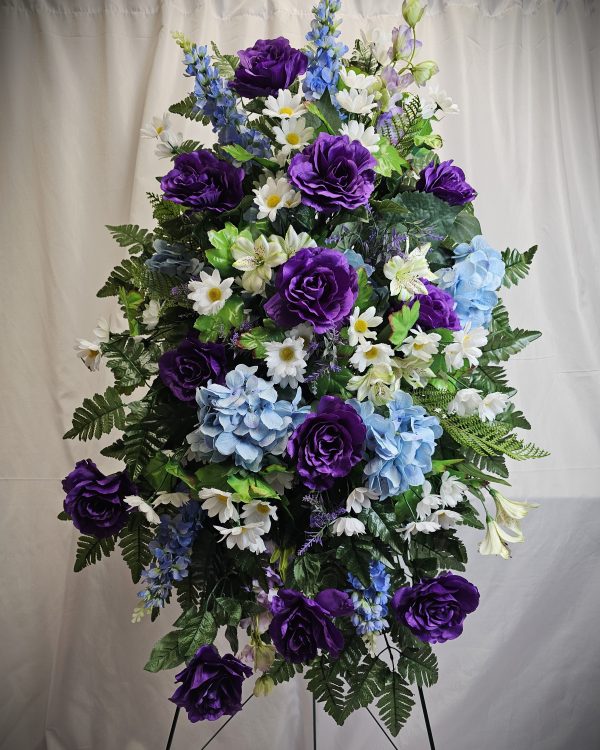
[412,60,439,86]
[402,0,425,28]
[254,641,276,672]
[253,675,275,697]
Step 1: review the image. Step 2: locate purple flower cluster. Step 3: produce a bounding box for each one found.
[231,37,308,98]
[159,337,228,403]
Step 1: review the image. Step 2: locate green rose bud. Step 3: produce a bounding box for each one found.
[412,60,439,85]
[402,0,425,28]
[253,674,275,697]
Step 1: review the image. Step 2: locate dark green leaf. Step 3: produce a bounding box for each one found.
[63,386,126,441]
[74,534,115,572]
[501,246,538,288]
[144,630,183,672]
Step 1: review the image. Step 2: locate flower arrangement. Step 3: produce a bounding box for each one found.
[61,0,547,737]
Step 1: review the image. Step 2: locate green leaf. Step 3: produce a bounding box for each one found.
[194,463,232,491]
[501,246,538,288]
[97,257,144,298]
[397,642,439,687]
[227,474,278,500]
[306,656,347,724]
[119,514,153,584]
[293,555,321,596]
[103,336,159,394]
[376,669,414,736]
[178,610,218,661]
[213,597,242,627]
[144,630,183,673]
[106,224,153,255]
[268,657,303,685]
[469,364,514,395]
[168,94,210,124]
[480,328,541,365]
[206,223,245,273]
[210,42,238,79]
[355,267,374,311]
[57,510,70,521]
[448,209,482,245]
[63,386,126,441]
[238,326,283,358]
[304,91,342,135]
[74,534,115,572]
[194,296,245,341]
[343,656,388,714]
[374,138,409,177]
[362,506,403,553]
[314,367,352,398]
[220,144,279,171]
[389,302,420,347]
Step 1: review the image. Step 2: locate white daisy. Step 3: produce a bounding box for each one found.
[231,234,287,293]
[339,67,379,91]
[93,318,111,343]
[340,120,380,154]
[399,328,441,362]
[253,176,301,222]
[429,508,462,530]
[416,480,442,519]
[401,520,441,541]
[286,322,315,346]
[347,364,394,404]
[273,117,314,155]
[478,392,509,422]
[140,113,171,139]
[154,129,183,159]
[124,495,161,525]
[444,324,489,370]
[330,516,366,537]
[447,388,483,417]
[153,491,189,508]
[270,225,317,259]
[187,269,233,316]
[350,342,394,373]
[214,523,266,554]
[420,84,459,120]
[348,306,383,346]
[346,487,380,514]
[336,88,377,115]
[262,89,307,119]
[74,339,102,371]
[142,299,161,330]
[241,500,278,533]
[383,243,436,301]
[198,487,239,523]
[264,337,307,388]
[439,472,467,508]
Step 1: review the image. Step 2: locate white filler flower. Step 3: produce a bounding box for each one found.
[331,516,366,536]
[241,500,278,533]
[444,324,489,370]
[142,299,161,330]
[198,488,239,523]
[346,487,380,513]
[439,471,467,508]
[399,329,441,362]
[339,67,379,91]
[336,88,377,115]
[447,388,483,417]
[478,392,509,422]
[74,339,102,371]
[214,523,266,554]
[187,269,233,316]
[124,495,160,525]
[340,120,380,153]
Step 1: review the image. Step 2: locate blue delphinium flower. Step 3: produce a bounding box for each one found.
[437,235,505,329]
[348,560,391,636]
[188,364,309,472]
[351,393,442,500]
[303,0,348,102]
[145,239,203,279]
[138,500,202,610]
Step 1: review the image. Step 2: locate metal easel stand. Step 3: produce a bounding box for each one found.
[164,688,436,750]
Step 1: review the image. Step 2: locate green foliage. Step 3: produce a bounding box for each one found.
[169,94,210,124]
[144,608,218,673]
[349,38,379,74]
[501,245,538,288]
[355,267,375,310]
[374,138,409,177]
[238,326,283,358]
[193,296,245,341]
[411,531,468,575]
[376,668,415,736]
[313,367,352,399]
[448,208,482,245]
[389,302,420,347]
[103,336,159,394]
[293,555,321,596]
[64,386,126,441]
[220,144,279,171]
[304,91,342,135]
[362,505,404,553]
[206,222,246,272]
[480,328,541,365]
[106,224,153,255]
[268,657,303,685]
[119,515,153,584]
[74,534,115,572]
[97,257,144,298]
[210,42,238,78]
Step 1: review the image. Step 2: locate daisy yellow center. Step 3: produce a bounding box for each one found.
[255,503,270,515]
[156,125,164,134]
[217,494,229,504]
[365,347,379,360]
[208,287,222,302]
[286,133,301,145]
[279,106,294,115]
[267,195,281,208]
[279,346,296,362]
[354,319,368,333]
[413,341,424,350]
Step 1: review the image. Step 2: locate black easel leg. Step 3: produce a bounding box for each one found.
[417,686,436,750]
[312,694,317,750]
[165,706,180,750]
[366,707,398,749]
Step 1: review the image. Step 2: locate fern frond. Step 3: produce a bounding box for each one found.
[376,668,414,737]
[97,257,144,298]
[502,245,538,288]
[119,514,153,583]
[480,328,541,365]
[103,336,159,394]
[106,224,153,255]
[63,386,126,441]
[74,534,115,572]
[168,94,210,125]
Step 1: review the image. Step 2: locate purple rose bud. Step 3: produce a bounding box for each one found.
[391,573,480,644]
[264,246,358,334]
[288,133,376,214]
[62,459,136,539]
[315,588,355,617]
[160,150,245,212]
[230,37,308,99]
[170,645,252,722]
[268,589,344,663]
[415,159,477,206]
[158,337,228,403]
[287,395,366,491]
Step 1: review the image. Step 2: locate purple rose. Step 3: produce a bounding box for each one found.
[391,573,480,644]
[231,37,308,98]
[268,588,344,663]
[315,588,355,617]
[415,159,477,206]
[264,246,358,334]
[62,459,135,539]
[159,337,227,403]
[160,150,244,212]
[287,396,366,491]
[170,645,252,722]
[392,279,460,331]
[288,133,376,214]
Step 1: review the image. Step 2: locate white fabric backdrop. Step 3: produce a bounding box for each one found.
[1,1,600,749]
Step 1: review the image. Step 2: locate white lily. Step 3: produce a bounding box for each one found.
[231,234,287,293]
[383,243,436,301]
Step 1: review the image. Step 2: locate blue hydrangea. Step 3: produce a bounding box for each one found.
[348,561,391,635]
[351,393,442,500]
[145,239,203,278]
[188,364,309,472]
[437,235,505,329]
[138,500,202,609]
[342,248,375,277]
[303,0,348,103]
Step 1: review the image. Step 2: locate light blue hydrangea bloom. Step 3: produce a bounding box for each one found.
[138,500,201,609]
[437,235,505,329]
[351,393,442,500]
[188,365,308,472]
[343,248,375,277]
[303,0,348,103]
[348,561,391,636]
[145,239,203,278]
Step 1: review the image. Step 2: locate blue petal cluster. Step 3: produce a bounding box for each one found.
[188,364,308,472]
[347,561,391,635]
[351,393,442,500]
[145,239,203,279]
[138,500,202,610]
[437,235,505,329]
[303,0,348,101]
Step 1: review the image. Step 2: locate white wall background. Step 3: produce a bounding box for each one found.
[1,1,599,749]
